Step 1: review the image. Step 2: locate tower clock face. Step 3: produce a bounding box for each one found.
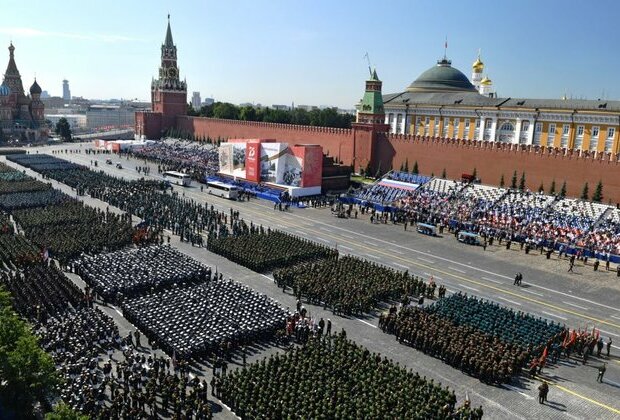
[167,67,177,78]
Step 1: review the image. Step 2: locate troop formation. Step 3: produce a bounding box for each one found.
[219,333,482,419]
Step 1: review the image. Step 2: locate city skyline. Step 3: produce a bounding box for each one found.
[3,0,620,107]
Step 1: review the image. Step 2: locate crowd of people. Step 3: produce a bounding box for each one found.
[379,293,566,382]
[130,139,220,180]
[207,228,337,273]
[122,278,289,359]
[348,170,620,259]
[219,332,482,419]
[0,232,40,267]
[74,245,212,301]
[274,256,435,315]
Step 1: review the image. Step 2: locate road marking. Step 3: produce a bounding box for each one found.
[315,237,331,243]
[114,308,123,316]
[449,266,466,274]
[612,315,620,320]
[481,276,503,284]
[562,301,590,311]
[320,227,332,232]
[365,253,379,259]
[605,379,620,387]
[357,318,377,329]
[598,329,619,337]
[503,384,534,400]
[552,383,620,415]
[522,289,544,297]
[393,262,409,269]
[339,245,353,251]
[498,296,522,306]
[341,233,354,239]
[542,311,568,321]
[458,284,479,292]
[392,249,404,255]
[417,257,435,263]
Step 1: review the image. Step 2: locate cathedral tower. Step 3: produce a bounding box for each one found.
[471,51,484,91]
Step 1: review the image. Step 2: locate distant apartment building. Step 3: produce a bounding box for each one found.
[86,104,141,130]
[191,91,201,110]
[45,114,87,131]
[62,79,71,101]
[202,97,214,107]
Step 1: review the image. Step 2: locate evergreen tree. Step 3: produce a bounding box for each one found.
[472,167,477,179]
[538,182,544,193]
[441,168,447,179]
[519,172,526,191]
[404,158,409,173]
[592,181,603,202]
[499,174,505,188]
[375,161,382,178]
[412,161,419,174]
[560,181,567,197]
[510,170,518,189]
[400,162,404,172]
[549,179,556,195]
[365,161,372,178]
[581,182,589,200]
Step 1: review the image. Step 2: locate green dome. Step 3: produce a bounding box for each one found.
[407,59,477,93]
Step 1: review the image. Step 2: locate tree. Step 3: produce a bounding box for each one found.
[412,161,419,174]
[441,168,446,179]
[213,102,239,120]
[55,118,72,141]
[519,172,526,191]
[581,182,589,200]
[365,161,372,178]
[560,181,567,197]
[538,182,544,193]
[592,181,603,202]
[403,158,409,173]
[549,179,556,195]
[499,174,505,188]
[45,403,89,420]
[510,170,518,189]
[472,167,477,179]
[375,161,382,179]
[399,162,405,172]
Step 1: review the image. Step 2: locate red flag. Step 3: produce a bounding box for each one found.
[540,346,548,363]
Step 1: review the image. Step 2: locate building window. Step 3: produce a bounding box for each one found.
[535,122,542,133]
[396,114,402,133]
[499,122,515,131]
[485,119,492,129]
[577,125,584,136]
[476,119,481,128]
[548,124,556,135]
[608,127,615,138]
[605,128,615,151]
[592,126,599,138]
[521,121,529,132]
[465,120,470,128]
[590,126,600,151]
[562,124,570,135]
[388,113,394,125]
[425,116,430,125]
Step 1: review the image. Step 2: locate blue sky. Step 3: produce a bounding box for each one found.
[2,0,619,107]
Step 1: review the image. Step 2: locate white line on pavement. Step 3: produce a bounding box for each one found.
[498,296,522,306]
[392,249,404,255]
[448,266,466,274]
[503,384,535,400]
[562,301,590,311]
[598,329,619,337]
[339,245,353,251]
[481,276,503,284]
[605,379,620,388]
[522,289,544,297]
[357,318,378,329]
[341,233,354,239]
[320,227,332,232]
[393,263,409,269]
[315,237,331,243]
[612,315,620,320]
[417,257,435,263]
[542,311,568,321]
[458,283,479,292]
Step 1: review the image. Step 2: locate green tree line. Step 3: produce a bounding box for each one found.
[187,102,355,129]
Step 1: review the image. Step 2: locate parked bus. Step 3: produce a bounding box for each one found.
[163,171,192,187]
[206,181,238,200]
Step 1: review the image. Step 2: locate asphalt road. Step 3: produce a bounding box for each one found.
[11,144,620,419]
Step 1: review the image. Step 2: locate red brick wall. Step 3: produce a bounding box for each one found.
[170,116,620,204]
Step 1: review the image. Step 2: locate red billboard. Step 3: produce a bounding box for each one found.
[245,142,261,182]
[300,145,323,187]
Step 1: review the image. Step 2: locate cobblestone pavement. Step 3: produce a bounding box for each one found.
[7,144,620,419]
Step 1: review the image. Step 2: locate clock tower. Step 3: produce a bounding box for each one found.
[151,15,187,120]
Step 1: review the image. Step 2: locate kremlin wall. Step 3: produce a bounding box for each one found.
[137,19,620,204]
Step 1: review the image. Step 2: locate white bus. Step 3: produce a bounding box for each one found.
[207,181,239,200]
[163,171,192,187]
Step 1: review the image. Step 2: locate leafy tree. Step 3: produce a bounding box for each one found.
[538,182,544,193]
[213,102,239,120]
[239,106,257,121]
[186,103,199,117]
[560,181,567,197]
[592,181,603,202]
[519,172,526,191]
[412,161,419,174]
[45,403,89,420]
[441,168,446,179]
[499,174,505,188]
[510,170,518,189]
[549,179,556,195]
[55,118,72,141]
[581,182,589,200]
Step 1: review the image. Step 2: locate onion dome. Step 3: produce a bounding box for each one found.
[472,56,484,72]
[29,78,42,95]
[480,76,492,86]
[0,82,10,96]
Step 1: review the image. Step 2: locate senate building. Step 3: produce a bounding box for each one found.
[381,54,620,154]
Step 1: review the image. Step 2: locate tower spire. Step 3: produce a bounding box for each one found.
[164,15,174,47]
